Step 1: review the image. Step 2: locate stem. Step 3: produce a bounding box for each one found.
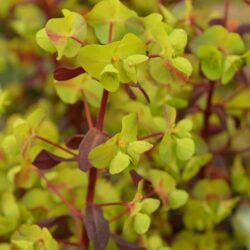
[109,207,130,223]
[70,36,85,46]
[139,132,164,140]
[148,54,161,58]
[81,90,94,129]
[95,201,129,207]
[34,168,83,219]
[202,81,216,140]
[108,22,113,43]
[96,90,109,130]
[224,0,229,28]
[33,134,77,157]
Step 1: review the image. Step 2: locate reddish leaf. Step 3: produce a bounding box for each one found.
[77,128,109,172]
[84,204,109,250]
[37,215,69,228]
[33,149,74,170]
[65,134,84,149]
[54,66,85,81]
[110,233,145,250]
[236,24,250,35]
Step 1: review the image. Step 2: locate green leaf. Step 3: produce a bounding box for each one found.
[44,9,87,59]
[41,228,59,250]
[27,108,46,129]
[55,74,102,106]
[141,198,160,214]
[223,33,245,55]
[133,213,151,234]
[176,138,195,161]
[197,45,223,80]
[169,29,188,54]
[1,135,20,156]
[88,135,119,169]
[222,55,243,84]
[127,141,153,155]
[120,113,138,142]
[148,169,176,194]
[100,64,120,92]
[36,28,56,53]
[124,54,148,66]
[172,57,192,77]
[182,154,212,181]
[169,189,189,209]
[176,119,192,132]
[86,0,137,43]
[109,151,131,174]
[115,33,146,59]
[159,132,175,164]
[191,25,228,52]
[78,42,118,78]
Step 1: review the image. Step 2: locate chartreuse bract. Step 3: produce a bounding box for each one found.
[0,0,249,250]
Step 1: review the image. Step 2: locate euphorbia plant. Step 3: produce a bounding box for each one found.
[1,0,250,250]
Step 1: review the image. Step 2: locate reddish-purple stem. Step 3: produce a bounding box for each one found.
[202,81,216,140]
[33,134,77,157]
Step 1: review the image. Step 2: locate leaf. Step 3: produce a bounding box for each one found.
[100,64,120,92]
[44,9,87,59]
[197,45,223,80]
[86,0,137,43]
[78,42,118,78]
[169,189,189,209]
[78,128,109,172]
[84,204,109,250]
[127,141,153,155]
[182,154,212,181]
[133,213,151,234]
[159,133,175,164]
[65,134,84,149]
[176,138,195,161]
[222,55,243,84]
[33,149,74,170]
[141,198,160,214]
[109,151,131,174]
[110,233,145,250]
[169,29,188,54]
[54,67,85,81]
[120,113,138,142]
[124,55,148,66]
[172,57,192,77]
[176,119,193,136]
[55,74,102,105]
[115,34,146,60]
[191,25,228,52]
[148,169,176,205]
[36,28,56,53]
[88,135,119,169]
[1,135,20,156]
[223,33,245,55]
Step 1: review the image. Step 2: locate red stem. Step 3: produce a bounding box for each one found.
[148,54,161,58]
[139,132,164,140]
[70,36,85,46]
[202,81,216,140]
[81,90,94,129]
[95,201,129,207]
[109,207,130,223]
[96,90,109,130]
[35,168,83,219]
[33,134,77,157]
[224,0,229,28]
